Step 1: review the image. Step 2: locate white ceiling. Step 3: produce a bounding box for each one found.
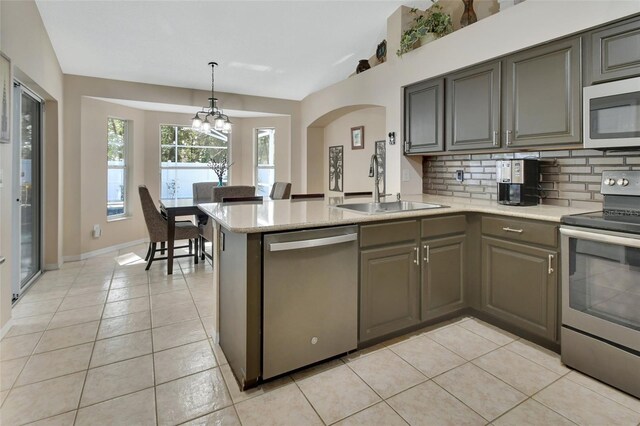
[36,1,428,101]
[90,97,287,118]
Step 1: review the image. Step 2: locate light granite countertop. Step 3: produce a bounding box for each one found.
[198,194,599,233]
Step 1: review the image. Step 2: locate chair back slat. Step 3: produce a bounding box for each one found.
[269,182,292,200]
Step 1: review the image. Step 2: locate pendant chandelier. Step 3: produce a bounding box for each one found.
[191,61,232,133]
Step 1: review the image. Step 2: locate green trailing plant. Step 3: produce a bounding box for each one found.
[397,2,453,57]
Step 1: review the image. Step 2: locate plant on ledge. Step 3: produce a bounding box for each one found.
[397,2,453,57]
[208,151,234,187]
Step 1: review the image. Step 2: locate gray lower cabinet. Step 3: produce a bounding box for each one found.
[503,37,582,147]
[404,78,445,154]
[360,242,420,342]
[446,61,502,150]
[481,236,558,341]
[588,16,640,84]
[421,234,466,320]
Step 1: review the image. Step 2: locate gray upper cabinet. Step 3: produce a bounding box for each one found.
[404,78,445,154]
[446,61,502,151]
[503,37,582,148]
[588,16,640,84]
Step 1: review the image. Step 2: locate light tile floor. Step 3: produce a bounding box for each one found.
[1,243,640,425]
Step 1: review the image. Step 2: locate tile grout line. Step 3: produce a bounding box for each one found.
[72,264,115,425]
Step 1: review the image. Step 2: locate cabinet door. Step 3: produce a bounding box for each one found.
[447,62,501,150]
[503,37,581,147]
[481,236,557,341]
[360,243,420,342]
[404,78,445,154]
[589,17,640,84]
[421,235,465,320]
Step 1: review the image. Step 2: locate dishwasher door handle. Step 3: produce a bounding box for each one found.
[268,233,358,252]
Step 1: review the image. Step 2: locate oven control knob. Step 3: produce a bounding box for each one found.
[604,178,616,186]
[617,178,629,187]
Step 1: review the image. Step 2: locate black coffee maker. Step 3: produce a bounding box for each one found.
[496,159,540,206]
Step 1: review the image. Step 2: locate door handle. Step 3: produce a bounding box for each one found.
[492,131,499,146]
[404,140,411,153]
[268,233,357,252]
[413,246,419,264]
[502,227,523,234]
[548,254,554,275]
[423,244,430,263]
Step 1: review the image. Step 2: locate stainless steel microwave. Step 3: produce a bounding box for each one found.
[583,76,640,150]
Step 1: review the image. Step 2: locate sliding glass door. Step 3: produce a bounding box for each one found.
[13,83,42,298]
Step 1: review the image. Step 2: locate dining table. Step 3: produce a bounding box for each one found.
[159,198,207,275]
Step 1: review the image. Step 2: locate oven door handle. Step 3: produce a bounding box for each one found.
[560,227,640,249]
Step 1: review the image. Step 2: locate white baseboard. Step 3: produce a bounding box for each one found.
[63,238,148,263]
[45,263,62,271]
[0,318,14,340]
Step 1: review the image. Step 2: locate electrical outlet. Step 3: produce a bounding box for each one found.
[92,224,102,238]
[455,170,464,182]
[402,169,411,182]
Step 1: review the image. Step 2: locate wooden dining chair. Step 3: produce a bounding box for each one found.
[291,193,325,200]
[269,182,291,200]
[138,185,199,270]
[199,185,257,260]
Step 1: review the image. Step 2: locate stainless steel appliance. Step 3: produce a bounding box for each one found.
[560,170,640,398]
[262,226,358,379]
[583,76,640,150]
[496,159,540,206]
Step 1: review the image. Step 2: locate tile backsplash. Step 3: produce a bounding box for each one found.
[422,149,640,209]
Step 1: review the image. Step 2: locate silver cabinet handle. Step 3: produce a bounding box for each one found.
[492,131,499,146]
[502,227,523,233]
[413,246,419,264]
[548,254,554,275]
[505,130,512,146]
[404,140,411,153]
[423,245,430,263]
[0,256,5,265]
[268,233,357,252]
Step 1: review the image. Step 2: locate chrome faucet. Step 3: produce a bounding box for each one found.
[369,154,381,203]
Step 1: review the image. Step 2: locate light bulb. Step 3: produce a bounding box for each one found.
[223,120,232,133]
[202,118,211,132]
[214,116,225,131]
[192,114,202,128]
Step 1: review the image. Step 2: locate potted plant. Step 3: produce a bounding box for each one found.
[208,151,233,187]
[397,2,453,56]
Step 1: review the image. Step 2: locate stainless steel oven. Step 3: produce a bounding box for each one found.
[560,170,640,398]
[583,76,640,150]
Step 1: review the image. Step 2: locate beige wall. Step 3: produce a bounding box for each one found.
[233,116,292,188]
[299,1,640,196]
[63,75,299,258]
[79,98,147,255]
[1,0,64,332]
[323,107,386,195]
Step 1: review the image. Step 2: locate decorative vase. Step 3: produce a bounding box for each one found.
[218,177,224,187]
[419,33,437,46]
[356,60,371,74]
[460,0,478,27]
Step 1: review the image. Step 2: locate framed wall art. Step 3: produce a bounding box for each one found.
[0,52,11,144]
[351,126,364,150]
[328,145,343,192]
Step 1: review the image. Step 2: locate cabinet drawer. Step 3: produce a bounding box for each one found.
[360,220,419,248]
[482,216,557,247]
[421,215,466,239]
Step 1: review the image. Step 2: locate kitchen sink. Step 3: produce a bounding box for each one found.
[334,200,447,215]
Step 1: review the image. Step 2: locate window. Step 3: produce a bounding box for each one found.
[107,117,129,218]
[255,128,275,197]
[160,125,229,199]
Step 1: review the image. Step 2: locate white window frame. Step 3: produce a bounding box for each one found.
[159,124,229,199]
[107,117,130,220]
[255,128,276,196]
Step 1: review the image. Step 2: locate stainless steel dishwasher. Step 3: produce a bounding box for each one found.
[262,225,358,379]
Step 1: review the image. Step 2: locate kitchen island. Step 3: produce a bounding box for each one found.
[199,195,594,390]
